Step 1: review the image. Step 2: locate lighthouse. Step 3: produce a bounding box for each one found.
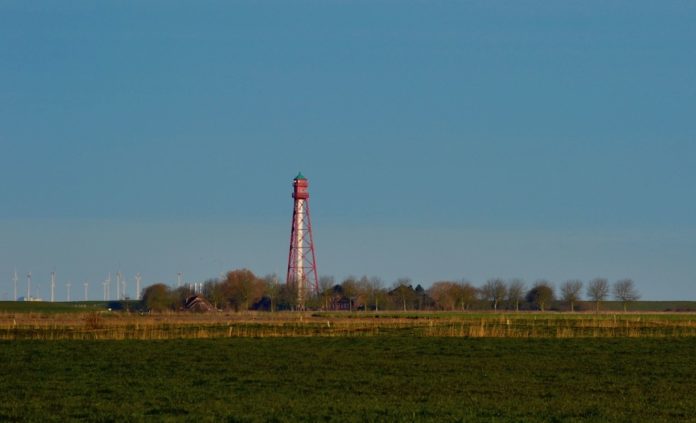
[286,172,319,309]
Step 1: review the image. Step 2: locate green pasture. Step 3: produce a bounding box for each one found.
[1,337,694,421]
[0,300,133,314]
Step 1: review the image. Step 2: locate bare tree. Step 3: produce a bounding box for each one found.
[429,281,462,310]
[560,279,583,312]
[221,269,265,311]
[202,278,224,310]
[341,276,359,312]
[507,279,526,312]
[142,283,176,312]
[452,280,477,311]
[526,280,554,311]
[278,283,298,311]
[356,276,373,311]
[587,277,609,312]
[613,279,640,312]
[368,276,384,312]
[481,279,507,310]
[262,274,281,312]
[318,275,335,310]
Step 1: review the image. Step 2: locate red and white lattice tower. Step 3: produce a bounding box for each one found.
[286,172,319,308]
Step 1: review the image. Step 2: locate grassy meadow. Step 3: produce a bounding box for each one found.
[1,337,695,421]
[2,308,696,340]
[2,303,696,421]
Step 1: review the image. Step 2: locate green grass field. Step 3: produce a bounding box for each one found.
[2,303,695,420]
[1,337,695,422]
[0,301,129,314]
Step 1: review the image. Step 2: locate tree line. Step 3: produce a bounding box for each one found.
[141,269,641,312]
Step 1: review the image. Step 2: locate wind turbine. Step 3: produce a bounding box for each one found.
[66,282,71,302]
[50,271,56,303]
[177,272,182,288]
[116,271,122,300]
[84,282,89,301]
[135,273,142,301]
[13,270,18,301]
[26,272,32,300]
[102,280,108,301]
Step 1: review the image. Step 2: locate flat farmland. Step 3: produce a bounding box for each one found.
[1,337,695,421]
[2,310,696,340]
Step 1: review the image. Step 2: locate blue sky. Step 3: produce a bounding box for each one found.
[1,1,695,300]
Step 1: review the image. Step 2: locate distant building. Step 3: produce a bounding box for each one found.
[183,295,216,312]
[18,296,44,302]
